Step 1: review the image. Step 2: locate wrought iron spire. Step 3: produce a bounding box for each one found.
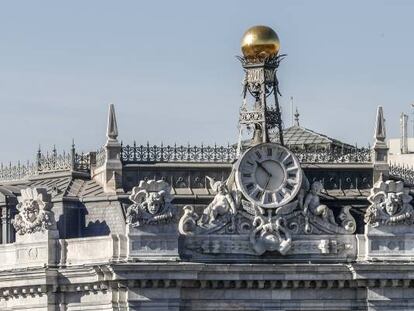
[237,26,285,154]
[107,103,118,141]
[294,108,300,126]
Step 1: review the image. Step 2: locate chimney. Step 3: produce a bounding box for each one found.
[400,113,408,154]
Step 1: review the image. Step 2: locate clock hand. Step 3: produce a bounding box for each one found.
[263,174,271,190]
[255,160,272,177]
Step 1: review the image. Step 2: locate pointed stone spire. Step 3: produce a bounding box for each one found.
[294,108,300,126]
[91,103,123,194]
[106,103,118,141]
[372,106,389,183]
[374,106,386,145]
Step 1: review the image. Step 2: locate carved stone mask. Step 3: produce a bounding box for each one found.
[23,200,40,223]
[146,192,164,215]
[385,193,401,216]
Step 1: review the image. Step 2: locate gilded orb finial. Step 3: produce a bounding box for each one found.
[241,25,280,60]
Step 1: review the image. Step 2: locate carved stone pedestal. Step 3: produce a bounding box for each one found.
[127,223,179,261]
[0,229,59,270]
[365,225,414,261]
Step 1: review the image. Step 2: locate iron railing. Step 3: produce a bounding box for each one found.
[389,164,414,186]
[95,147,106,168]
[295,147,372,163]
[0,143,374,183]
[121,143,237,163]
[0,146,91,183]
[121,143,372,164]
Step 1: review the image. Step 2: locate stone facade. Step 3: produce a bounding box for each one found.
[0,31,412,310]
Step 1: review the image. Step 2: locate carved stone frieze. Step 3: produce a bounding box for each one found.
[364,179,414,227]
[12,188,56,235]
[126,179,176,227]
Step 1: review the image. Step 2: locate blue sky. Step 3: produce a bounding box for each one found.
[1,0,414,162]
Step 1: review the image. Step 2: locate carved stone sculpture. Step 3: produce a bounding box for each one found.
[178,205,199,236]
[249,205,292,255]
[126,179,175,227]
[200,176,237,228]
[303,181,336,225]
[288,181,356,235]
[12,188,56,235]
[365,179,414,226]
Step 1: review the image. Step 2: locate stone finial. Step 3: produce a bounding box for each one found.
[294,108,300,126]
[372,106,389,182]
[106,103,118,141]
[374,106,386,145]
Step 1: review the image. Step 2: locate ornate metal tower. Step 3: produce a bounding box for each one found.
[237,25,285,155]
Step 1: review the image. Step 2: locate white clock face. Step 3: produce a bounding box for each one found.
[235,143,302,209]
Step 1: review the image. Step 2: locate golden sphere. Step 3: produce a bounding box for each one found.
[241,25,280,60]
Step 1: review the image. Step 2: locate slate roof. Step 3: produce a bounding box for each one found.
[0,173,104,199]
[271,125,354,149]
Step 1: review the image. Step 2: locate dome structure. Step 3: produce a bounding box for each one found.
[241,25,280,60]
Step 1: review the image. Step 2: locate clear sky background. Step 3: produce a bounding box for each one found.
[1,0,413,163]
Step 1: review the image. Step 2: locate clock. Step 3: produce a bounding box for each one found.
[235,142,302,209]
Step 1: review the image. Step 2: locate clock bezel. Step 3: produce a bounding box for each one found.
[235,142,303,209]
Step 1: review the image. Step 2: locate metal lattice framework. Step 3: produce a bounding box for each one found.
[389,164,414,186]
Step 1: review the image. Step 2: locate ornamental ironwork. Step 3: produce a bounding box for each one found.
[121,143,238,163]
[0,145,91,183]
[121,143,372,164]
[95,147,106,168]
[295,147,372,163]
[389,164,414,186]
[37,151,72,173]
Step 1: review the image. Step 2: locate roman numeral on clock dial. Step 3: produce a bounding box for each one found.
[237,143,303,209]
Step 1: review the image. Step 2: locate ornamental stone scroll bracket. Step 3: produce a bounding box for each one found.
[12,187,56,236]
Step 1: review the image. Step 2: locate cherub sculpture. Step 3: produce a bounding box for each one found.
[365,179,414,226]
[200,176,237,227]
[303,181,336,225]
[126,179,175,227]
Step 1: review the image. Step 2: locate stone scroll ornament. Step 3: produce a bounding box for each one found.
[12,188,56,235]
[126,179,176,227]
[365,179,414,227]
